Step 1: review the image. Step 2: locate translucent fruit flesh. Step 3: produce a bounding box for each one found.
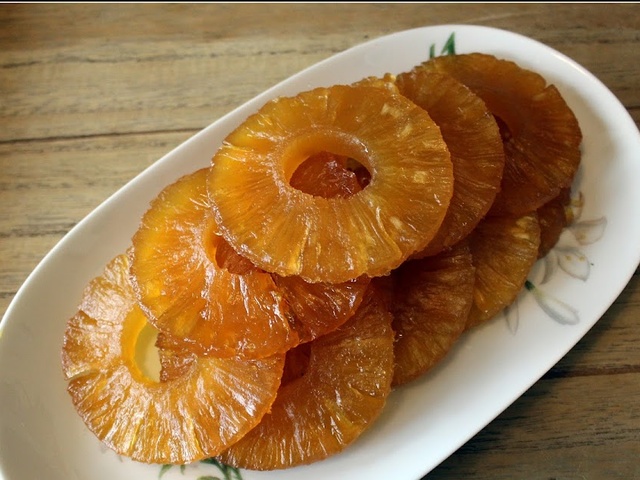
[218,285,395,470]
[61,254,285,465]
[396,69,505,257]
[391,239,476,386]
[467,212,542,329]
[279,151,371,342]
[420,53,582,216]
[537,187,573,258]
[208,84,454,283]
[129,168,298,359]
[274,274,370,344]
[289,150,361,198]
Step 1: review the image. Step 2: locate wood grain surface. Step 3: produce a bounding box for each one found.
[1,3,639,479]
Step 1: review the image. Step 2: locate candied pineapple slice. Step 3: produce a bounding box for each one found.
[218,285,395,470]
[208,84,453,283]
[129,168,298,359]
[537,187,573,258]
[467,212,541,328]
[396,69,505,257]
[289,150,362,198]
[61,254,284,465]
[421,53,582,215]
[391,239,475,386]
[274,274,370,344]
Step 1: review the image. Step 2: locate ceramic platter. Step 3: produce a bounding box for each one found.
[1,24,639,480]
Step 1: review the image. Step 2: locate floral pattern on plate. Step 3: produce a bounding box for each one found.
[505,191,607,332]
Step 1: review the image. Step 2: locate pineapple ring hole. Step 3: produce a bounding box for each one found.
[282,130,372,197]
[291,152,371,197]
[133,321,162,383]
[214,238,258,275]
[494,115,513,143]
[202,215,258,275]
[280,342,312,387]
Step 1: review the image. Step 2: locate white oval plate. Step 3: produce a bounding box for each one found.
[1,24,639,480]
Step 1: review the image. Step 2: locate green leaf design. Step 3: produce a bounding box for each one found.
[200,458,242,480]
[158,457,242,480]
[159,464,173,479]
[442,32,456,55]
[429,32,456,58]
[525,280,580,325]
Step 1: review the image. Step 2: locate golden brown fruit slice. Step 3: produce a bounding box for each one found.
[61,254,284,465]
[420,53,582,216]
[274,275,370,344]
[391,239,475,386]
[129,168,298,359]
[396,69,505,257]
[537,187,573,258]
[279,341,312,387]
[467,212,541,329]
[218,285,395,470]
[279,151,371,342]
[213,226,370,346]
[208,84,453,283]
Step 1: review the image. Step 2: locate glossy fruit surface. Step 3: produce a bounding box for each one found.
[274,274,370,343]
[537,187,573,258]
[391,239,475,386]
[289,150,361,198]
[280,151,371,342]
[218,285,395,470]
[421,53,582,215]
[396,69,505,256]
[129,168,298,359]
[208,84,453,283]
[62,254,284,465]
[467,212,541,328]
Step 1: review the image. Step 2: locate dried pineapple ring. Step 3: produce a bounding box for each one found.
[396,69,505,257]
[467,212,541,329]
[391,239,475,386]
[208,84,453,283]
[275,274,369,343]
[279,152,371,343]
[289,150,362,198]
[218,285,395,470]
[61,254,284,465]
[421,53,582,216]
[129,168,298,359]
[537,187,572,258]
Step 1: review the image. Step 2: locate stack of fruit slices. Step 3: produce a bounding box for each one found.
[61,51,582,470]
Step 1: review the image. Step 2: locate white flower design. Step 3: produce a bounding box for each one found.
[506,191,607,330]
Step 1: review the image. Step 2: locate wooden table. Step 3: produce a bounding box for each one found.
[1,3,639,479]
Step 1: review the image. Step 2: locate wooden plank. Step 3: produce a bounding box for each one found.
[0,131,194,314]
[1,4,638,141]
[428,373,640,478]
[550,268,640,376]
